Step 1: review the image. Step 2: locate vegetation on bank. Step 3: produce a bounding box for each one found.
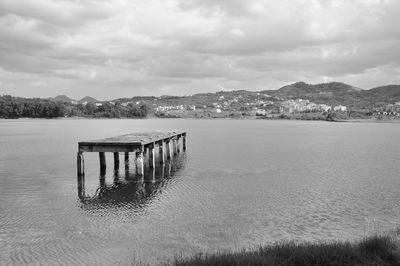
[0,95,148,118]
[170,235,400,266]
[1,80,399,120]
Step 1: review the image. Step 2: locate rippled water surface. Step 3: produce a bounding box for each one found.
[1,119,400,265]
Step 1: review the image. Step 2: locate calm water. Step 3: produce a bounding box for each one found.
[1,119,400,265]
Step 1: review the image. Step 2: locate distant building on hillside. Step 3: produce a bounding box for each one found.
[256,109,266,116]
[156,105,184,112]
[384,103,400,112]
[319,104,332,112]
[334,105,347,112]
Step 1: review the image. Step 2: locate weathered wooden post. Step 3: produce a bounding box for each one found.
[166,139,172,160]
[183,133,186,151]
[99,174,105,186]
[149,143,155,169]
[77,152,84,176]
[173,139,177,155]
[144,168,156,183]
[77,173,85,199]
[143,145,148,157]
[124,152,129,172]
[135,149,144,175]
[114,152,119,170]
[159,141,164,164]
[99,152,106,173]
[176,136,181,153]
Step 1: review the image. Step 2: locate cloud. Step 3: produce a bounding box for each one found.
[0,0,399,99]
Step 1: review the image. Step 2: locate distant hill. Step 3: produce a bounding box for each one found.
[260,82,360,106]
[361,85,400,106]
[47,82,400,110]
[50,95,76,103]
[78,96,98,104]
[260,82,400,109]
[267,82,359,96]
[50,95,99,104]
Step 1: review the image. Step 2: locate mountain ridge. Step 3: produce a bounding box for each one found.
[47,81,400,109]
[49,95,99,104]
[259,82,400,108]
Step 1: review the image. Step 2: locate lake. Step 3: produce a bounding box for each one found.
[1,119,400,265]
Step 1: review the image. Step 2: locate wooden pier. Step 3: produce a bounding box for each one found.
[77,131,186,176]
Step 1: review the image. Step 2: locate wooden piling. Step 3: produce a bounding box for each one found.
[136,149,144,175]
[114,152,119,170]
[159,142,164,164]
[77,173,85,199]
[143,146,147,159]
[124,152,129,163]
[166,139,172,160]
[99,152,106,173]
[149,143,155,169]
[173,139,177,155]
[177,136,180,153]
[183,133,186,151]
[77,152,84,176]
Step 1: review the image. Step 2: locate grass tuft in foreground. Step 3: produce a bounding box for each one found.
[172,235,400,266]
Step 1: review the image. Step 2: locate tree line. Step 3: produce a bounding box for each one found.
[0,95,148,119]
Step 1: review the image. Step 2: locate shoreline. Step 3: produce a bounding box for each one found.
[2,116,400,123]
[170,233,400,266]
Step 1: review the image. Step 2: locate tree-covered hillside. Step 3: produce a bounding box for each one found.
[261,82,400,109]
[1,81,400,119]
[0,95,148,119]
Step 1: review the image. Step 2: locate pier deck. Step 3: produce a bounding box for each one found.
[77,131,186,176]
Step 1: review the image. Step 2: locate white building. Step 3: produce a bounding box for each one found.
[256,109,266,116]
[319,104,332,112]
[334,105,347,112]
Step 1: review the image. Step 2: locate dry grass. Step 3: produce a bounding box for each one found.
[171,235,400,266]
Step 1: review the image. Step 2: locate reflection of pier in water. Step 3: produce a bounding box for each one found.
[77,153,186,209]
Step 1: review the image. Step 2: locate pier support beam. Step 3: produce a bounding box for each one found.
[177,136,181,153]
[183,133,186,151]
[143,146,148,162]
[77,174,85,199]
[77,152,84,176]
[173,139,177,155]
[124,152,129,172]
[135,150,144,175]
[148,143,155,169]
[159,142,165,164]
[99,152,106,174]
[114,152,119,170]
[166,139,172,160]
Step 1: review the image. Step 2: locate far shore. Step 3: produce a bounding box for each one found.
[341,118,400,123]
[2,116,400,124]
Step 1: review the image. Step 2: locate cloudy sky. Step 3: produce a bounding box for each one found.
[0,0,399,100]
